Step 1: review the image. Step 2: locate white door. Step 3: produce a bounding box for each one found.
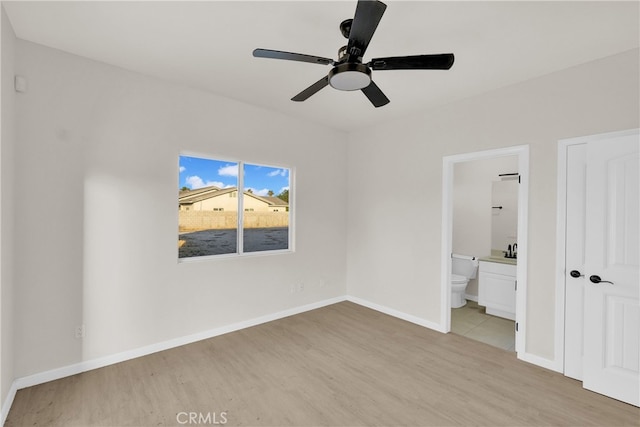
[583,132,639,406]
[564,143,587,380]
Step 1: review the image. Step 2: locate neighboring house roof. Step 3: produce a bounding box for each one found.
[180,185,220,196]
[260,196,289,207]
[179,186,288,208]
[179,185,222,204]
[180,186,236,204]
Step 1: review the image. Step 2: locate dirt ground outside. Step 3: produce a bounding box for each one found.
[179,227,288,258]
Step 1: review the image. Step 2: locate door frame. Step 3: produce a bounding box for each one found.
[440,144,529,356]
[555,128,639,375]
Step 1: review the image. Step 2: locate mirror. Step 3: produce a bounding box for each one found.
[491,179,518,256]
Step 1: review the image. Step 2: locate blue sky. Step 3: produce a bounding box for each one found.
[179,155,289,197]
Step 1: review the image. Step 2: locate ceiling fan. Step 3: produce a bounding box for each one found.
[253,0,454,108]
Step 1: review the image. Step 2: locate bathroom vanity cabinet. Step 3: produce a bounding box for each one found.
[478,261,516,320]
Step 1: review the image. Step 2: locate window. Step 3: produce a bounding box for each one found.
[178,155,292,259]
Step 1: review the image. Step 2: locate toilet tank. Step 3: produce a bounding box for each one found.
[452,254,479,279]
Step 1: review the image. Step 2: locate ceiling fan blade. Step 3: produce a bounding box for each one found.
[369,54,455,71]
[361,81,390,107]
[346,0,387,60]
[291,76,330,102]
[253,49,334,66]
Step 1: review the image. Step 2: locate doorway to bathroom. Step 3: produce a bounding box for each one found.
[440,145,529,357]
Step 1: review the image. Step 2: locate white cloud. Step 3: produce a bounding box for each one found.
[278,186,289,194]
[247,188,271,196]
[267,168,287,177]
[185,176,227,190]
[218,164,238,177]
[185,175,205,189]
[179,166,186,173]
[210,181,229,189]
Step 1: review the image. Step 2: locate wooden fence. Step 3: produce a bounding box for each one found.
[179,211,288,231]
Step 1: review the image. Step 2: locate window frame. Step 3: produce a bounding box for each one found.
[178,153,294,262]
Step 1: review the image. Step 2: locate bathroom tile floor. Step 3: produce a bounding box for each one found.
[451,300,515,351]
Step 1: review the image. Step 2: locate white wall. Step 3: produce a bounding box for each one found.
[452,155,518,297]
[4,26,639,391]
[12,39,348,378]
[0,4,16,414]
[346,48,639,361]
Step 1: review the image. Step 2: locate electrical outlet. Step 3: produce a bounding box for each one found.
[290,283,305,293]
[75,324,85,339]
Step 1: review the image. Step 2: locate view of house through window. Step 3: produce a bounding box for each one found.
[178,155,291,259]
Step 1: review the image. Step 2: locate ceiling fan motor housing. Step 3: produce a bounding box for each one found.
[328,62,372,91]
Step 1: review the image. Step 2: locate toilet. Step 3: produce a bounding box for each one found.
[451,254,479,308]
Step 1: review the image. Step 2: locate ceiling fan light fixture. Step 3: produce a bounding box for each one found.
[328,62,371,91]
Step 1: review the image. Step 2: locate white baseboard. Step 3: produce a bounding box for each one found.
[517,350,562,373]
[346,295,446,333]
[12,295,347,392]
[1,380,18,426]
[464,294,478,302]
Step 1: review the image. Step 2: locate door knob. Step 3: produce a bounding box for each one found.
[570,270,583,278]
[589,275,614,285]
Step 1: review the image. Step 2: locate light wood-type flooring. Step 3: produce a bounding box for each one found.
[6,302,640,426]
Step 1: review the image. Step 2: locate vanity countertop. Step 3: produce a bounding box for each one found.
[479,256,517,266]
[479,250,517,265]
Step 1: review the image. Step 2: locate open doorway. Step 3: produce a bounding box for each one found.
[450,156,519,351]
[440,145,529,356]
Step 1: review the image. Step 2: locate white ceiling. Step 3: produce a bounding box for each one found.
[4,1,639,132]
